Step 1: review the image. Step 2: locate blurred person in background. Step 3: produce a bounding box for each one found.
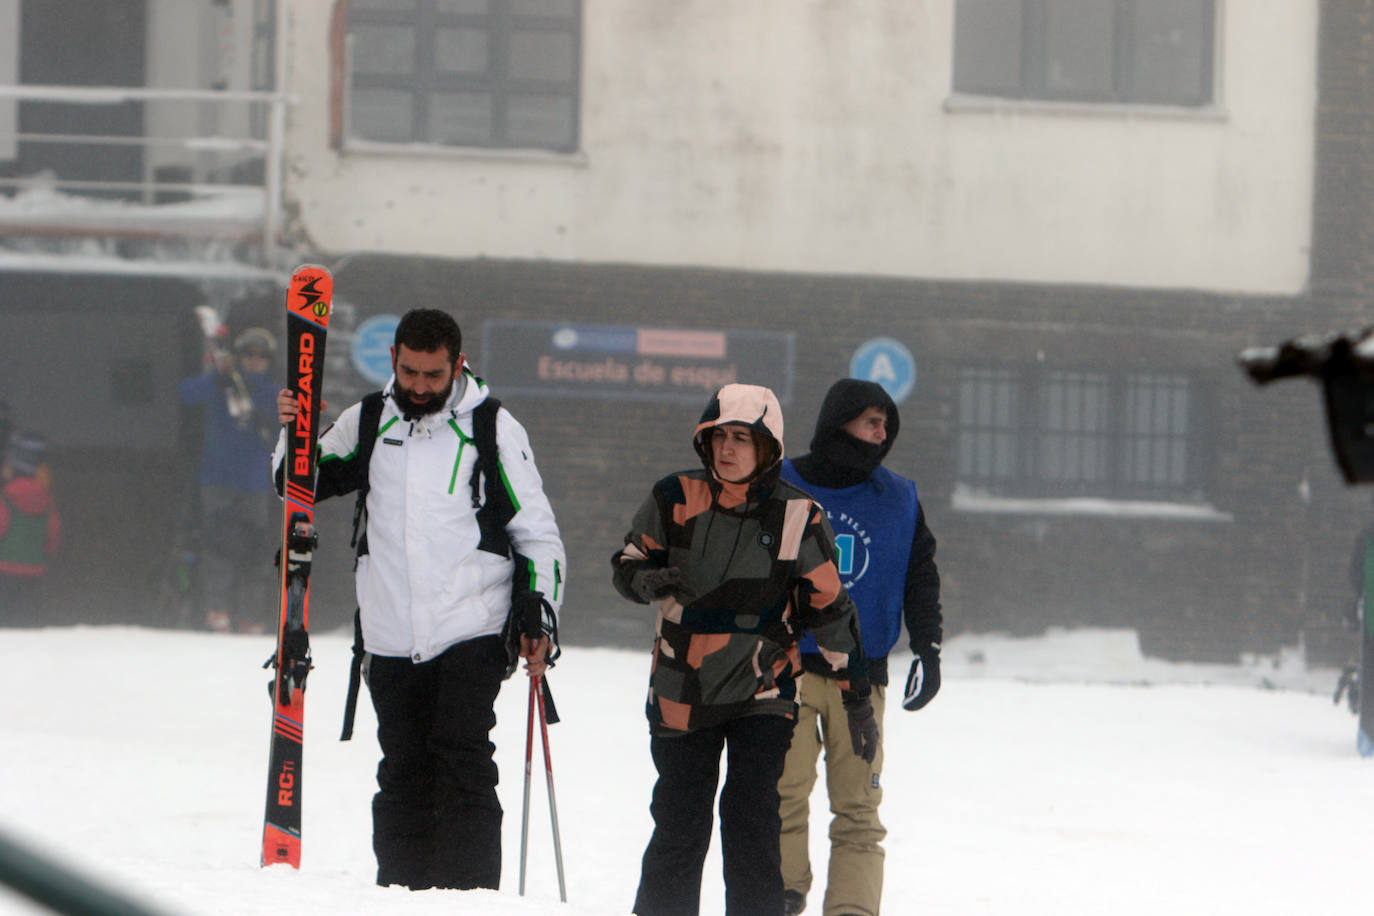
[1,429,61,626]
[178,327,280,633]
[1336,501,1374,714]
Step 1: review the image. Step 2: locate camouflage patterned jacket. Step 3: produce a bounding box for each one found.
[613,384,869,735]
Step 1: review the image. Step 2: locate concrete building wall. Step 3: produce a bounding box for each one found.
[282,0,1317,294]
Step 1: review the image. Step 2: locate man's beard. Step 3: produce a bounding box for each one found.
[392,377,455,419]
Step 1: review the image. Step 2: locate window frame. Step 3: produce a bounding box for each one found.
[950,0,1218,110]
[341,0,582,155]
[955,364,1213,503]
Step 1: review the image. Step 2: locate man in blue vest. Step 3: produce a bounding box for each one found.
[778,378,943,916]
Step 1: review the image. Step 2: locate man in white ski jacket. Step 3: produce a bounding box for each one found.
[273,308,565,891]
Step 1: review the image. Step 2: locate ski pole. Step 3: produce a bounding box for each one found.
[518,672,537,896]
[534,673,568,903]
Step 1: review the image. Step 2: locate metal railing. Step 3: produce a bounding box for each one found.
[0,84,290,250]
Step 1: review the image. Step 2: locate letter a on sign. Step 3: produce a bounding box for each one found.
[869,352,898,386]
[849,337,916,403]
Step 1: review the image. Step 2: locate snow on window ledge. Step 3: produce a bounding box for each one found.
[950,483,1233,522]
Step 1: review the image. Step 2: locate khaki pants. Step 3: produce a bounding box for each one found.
[779,677,886,916]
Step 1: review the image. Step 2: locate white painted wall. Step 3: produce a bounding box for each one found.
[282,0,1318,295]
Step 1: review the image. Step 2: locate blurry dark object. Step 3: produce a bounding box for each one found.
[1239,328,1374,483]
[0,825,176,915]
[1334,665,1361,714]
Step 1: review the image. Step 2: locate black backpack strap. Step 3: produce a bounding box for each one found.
[349,391,387,555]
[340,608,365,741]
[470,397,515,557]
[341,392,384,743]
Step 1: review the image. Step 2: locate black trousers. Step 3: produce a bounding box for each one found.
[634,714,795,916]
[367,635,507,890]
[198,485,275,628]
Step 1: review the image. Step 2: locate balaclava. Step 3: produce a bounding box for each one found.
[793,378,900,487]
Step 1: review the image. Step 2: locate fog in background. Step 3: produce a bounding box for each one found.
[2,0,1373,675]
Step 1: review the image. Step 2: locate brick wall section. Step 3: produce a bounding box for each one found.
[1301,0,1374,666]
[331,256,1365,663]
[5,258,1358,664]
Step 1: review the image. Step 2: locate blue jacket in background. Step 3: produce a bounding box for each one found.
[179,370,279,492]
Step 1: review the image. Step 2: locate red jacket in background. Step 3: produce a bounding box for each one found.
[0,475,61,576]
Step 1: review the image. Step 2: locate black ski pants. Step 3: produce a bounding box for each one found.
[633,714,795,916]
[367,634,507,891]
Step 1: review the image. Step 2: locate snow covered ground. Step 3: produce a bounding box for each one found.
[1,624,1371,915]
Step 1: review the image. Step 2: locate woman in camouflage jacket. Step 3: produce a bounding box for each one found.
[612,383,876,916]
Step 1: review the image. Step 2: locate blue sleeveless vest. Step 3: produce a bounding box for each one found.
[781,459,917,660]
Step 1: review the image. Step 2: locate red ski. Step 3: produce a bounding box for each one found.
[262,264,332,867]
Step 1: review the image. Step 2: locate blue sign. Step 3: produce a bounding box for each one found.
[849,337,916,403]
[481,319,795,404]
[351,314,399,386]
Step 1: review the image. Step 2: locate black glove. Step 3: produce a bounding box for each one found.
[629,566,693,603]
[843,694,879,764]
[512,590,548,639]
[503,591,560,677]
[902,646,941,711]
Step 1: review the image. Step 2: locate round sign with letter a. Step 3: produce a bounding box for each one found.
[849,337,916,403]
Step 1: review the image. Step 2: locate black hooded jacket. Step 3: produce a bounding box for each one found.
[785,379,942,686]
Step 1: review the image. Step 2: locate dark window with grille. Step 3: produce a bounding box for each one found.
[957,368,1021,483]
[957,367,1209,500]
[952,0,1215,107]
[347,0,580,152]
